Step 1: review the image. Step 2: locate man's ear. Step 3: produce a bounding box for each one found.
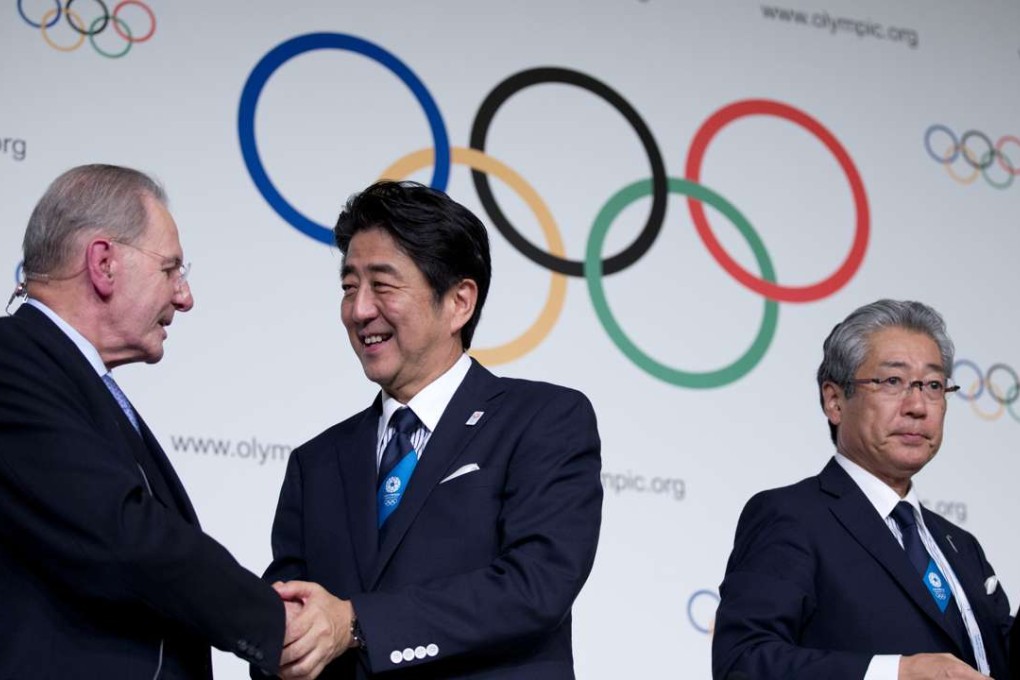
[85,239,116,298]
[821,381,844,427]
[447,278,478,336]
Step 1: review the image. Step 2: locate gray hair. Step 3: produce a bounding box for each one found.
[22,164,167,277]
[817,299,955,443]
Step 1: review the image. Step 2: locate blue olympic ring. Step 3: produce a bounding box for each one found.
[238,32,450,245]
[952,359,983,402]
[17,0,61,28]
[687,589,720,635]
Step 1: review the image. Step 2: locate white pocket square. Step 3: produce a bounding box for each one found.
[441,463,480,484]
[985,575,999,595]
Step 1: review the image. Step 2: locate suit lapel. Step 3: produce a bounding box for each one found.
[820,460,965,649]
[370,361,505,587]
[336,401,383,588]
[927,512,995,647]
[136,416,200,524]
[16,305,186,517]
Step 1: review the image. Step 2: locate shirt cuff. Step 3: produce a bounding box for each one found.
[864,654,901,680]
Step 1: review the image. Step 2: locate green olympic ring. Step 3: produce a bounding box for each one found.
[586,177,779,388]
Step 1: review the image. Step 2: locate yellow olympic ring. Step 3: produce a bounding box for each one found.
[967,378,1004,421]
[40,8,86,52]
[378,146,567,366]
[942,143,979,185]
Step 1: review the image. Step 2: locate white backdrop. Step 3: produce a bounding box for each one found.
[2,1,1019,677]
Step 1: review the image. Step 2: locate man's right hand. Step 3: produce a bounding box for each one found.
[275,580,355,680]
[900,653,990,679]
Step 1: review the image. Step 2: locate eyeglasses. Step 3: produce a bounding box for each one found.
[849,376,960,401]
[111,239,191,292]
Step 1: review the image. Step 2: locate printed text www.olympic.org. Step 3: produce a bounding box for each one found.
[602,470,686,501]
[170,435,292,465]
[761,5,919,49]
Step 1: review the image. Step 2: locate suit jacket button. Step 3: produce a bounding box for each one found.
[390,650,403,664]
[238,640,249,652]
[402,648,415,661]
[426,643,439,657]
[414,646,426,659]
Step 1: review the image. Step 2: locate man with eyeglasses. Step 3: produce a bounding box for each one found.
[0,164,289,678]
[713,299,1012,680]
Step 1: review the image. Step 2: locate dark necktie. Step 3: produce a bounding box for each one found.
[891,501,929,574]
[377,407,421,529]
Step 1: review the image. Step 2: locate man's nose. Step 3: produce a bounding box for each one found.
[901,383,929,416]
[173,280,194,312]
[348,288,378,322]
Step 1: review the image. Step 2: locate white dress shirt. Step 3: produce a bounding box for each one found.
[26,298,107,377]
[375,353,472,468]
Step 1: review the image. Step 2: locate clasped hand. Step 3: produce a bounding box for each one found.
[275,581,356,680]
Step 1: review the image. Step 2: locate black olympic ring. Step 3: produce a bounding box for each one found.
[986,362,1020,405]
[66,0,109,36]
[960,130,995,171]
[469,67,668,277]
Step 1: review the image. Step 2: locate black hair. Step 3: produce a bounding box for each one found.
[334,181,491,349]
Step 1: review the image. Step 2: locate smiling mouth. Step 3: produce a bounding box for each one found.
[362,333,392,347]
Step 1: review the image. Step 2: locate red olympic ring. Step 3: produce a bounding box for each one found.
[685,99,870,303]
[113,0,155,43]
[997,135,1020,176]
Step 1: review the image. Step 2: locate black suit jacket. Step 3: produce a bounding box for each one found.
[713,458,1012,680]
[264,359,603,679]
[0,303,284,679]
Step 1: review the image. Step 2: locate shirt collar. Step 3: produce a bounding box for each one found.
[834,452,923,522]
[379,353,472,433]
[26,298,107,377]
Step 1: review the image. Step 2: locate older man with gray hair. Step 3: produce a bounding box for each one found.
[0,164,288,679]
[713,299,1012,680]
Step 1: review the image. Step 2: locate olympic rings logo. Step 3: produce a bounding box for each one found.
[953,359,1020,424]
[17,0,156,58]
[687,589,719,635]
[924,125,1018,190]
[238,33,870,387]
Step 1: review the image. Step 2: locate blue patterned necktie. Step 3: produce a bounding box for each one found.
[102,373,153,496]
[102,374,140,433]
[890,501,972,660]
[377,407,421,528]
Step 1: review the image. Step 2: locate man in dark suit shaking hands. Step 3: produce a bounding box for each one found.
[0,164,287,678]
[265,181,603,679]
[713,299,1012,680]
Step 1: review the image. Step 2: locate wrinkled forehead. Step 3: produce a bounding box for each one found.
[863,327,945,374]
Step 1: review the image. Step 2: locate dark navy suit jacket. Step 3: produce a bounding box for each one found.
[713,458,1011,680]
[0,303,284,679]
[264,359,603,678]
